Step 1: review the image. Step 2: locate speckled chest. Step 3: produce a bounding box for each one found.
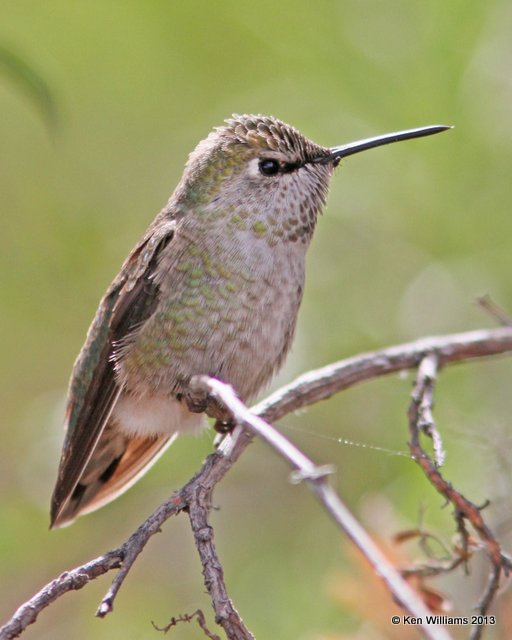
[116,212,310,401]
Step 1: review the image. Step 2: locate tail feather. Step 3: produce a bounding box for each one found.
[50,421,175,528]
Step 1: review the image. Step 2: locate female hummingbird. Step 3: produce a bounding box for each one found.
[50,115,449,527]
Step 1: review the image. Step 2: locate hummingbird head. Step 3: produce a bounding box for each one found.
[174,114,451,246]
[176,114,335,245]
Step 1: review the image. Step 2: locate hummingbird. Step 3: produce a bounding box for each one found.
[50,115,450,527]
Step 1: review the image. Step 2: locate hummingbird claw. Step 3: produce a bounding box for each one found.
[213,419,235,435]
[184,392,209,414]
[186,377,233,423]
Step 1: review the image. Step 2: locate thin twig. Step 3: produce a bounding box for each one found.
[0,552,123,639]
[152,609,221,639]
[96,493,188,617]
[414,353,445,467]
[401,555,466,580]
[254,327,512,424]
[407,354,512,640]
[477,295,512,327]
[187,484,254,640]
[97,435,255,637]
[468,566,501,640]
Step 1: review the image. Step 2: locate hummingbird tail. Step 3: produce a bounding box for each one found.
[50,421,175,528]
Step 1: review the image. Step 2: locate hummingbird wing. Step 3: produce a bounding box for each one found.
[50,219,176,527]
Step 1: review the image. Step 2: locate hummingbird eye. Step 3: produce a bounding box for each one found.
[258,158,280,177]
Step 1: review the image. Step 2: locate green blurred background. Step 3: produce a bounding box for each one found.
[2,2,512,638]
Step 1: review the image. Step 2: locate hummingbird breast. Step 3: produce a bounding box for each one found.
[113,212,307,434]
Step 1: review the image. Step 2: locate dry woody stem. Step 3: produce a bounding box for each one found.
[407,352,512,640]
[2,326,512,640]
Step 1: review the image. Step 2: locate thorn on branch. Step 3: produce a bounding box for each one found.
[289,464,336,484]
[476,499,491,512]
[477,295,512,327]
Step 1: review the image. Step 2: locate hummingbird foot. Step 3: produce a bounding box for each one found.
[184,379,233,423]
[181,388,209,414]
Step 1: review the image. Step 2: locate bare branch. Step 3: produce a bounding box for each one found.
[254,327,512,423]
[187,486,254,640]
[97,438,255,637]
[96,493,188,617]
[407,354,512,640]
[203,377,451,640]
[0,552,122,639]
[2,326,512,639]
[468,566,501,640]
[413,353,445,467]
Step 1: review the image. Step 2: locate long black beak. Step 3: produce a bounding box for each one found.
[313,125,452,164]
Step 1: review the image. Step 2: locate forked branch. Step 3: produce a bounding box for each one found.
[1,326,512,640]
[407,353,512,640]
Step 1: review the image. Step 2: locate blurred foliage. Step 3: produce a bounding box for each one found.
[0,44,58,132]
[1,1,512,639]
